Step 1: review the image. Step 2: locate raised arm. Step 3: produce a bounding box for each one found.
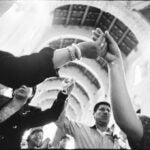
[0,48,56,88]
[92,28,143,141]
[0,36,104,88]
[52,126,66,148]
[22,91,68,128]
[52,78,76,147]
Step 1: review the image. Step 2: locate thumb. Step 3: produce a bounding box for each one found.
[96,33,105,44]
[105,31,115,45]
[105,53,116,63]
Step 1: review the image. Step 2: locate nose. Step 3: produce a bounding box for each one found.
[103,110,109,115]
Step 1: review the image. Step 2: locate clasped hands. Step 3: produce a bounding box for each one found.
[91,28,122,66]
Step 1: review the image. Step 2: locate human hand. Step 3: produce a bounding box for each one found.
[92,28,122,65]
[40,138,50,148]
[77,30,107,59]
[62,78,75,95]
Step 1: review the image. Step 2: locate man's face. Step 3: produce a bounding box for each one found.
[13,85,33,101]
[94,104,111,125]
[29,131,43,147]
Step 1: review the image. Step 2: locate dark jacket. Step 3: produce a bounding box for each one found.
[0,47,57,89]
[0,91,67,149]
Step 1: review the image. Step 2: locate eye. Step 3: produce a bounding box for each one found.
[99,108,105,111]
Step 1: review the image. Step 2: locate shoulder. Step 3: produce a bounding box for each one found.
[39,47,54,54]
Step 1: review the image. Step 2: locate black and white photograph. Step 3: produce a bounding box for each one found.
[0,0,150,149]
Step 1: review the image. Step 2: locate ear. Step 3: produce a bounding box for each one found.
[93,112,96,118]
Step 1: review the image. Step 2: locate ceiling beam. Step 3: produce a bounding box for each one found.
[59,38,63,48]
[129,1,150,11]
[73,38,78,43]
[80,6,89,26]
[66,4,73,25]
[94,10,103,27]
[118,28,130,45]
[108,17,117,31]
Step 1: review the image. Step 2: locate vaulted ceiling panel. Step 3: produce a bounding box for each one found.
[52,4,139,56]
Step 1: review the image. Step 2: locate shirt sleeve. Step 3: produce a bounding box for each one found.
[127,115,150,149]
[0,47,57,88]
[56,113,84,138]
[21,91,68,128]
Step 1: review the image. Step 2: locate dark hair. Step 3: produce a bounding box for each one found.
[27,128,43,142]
[61,135,70,141]
[93,101,111,113]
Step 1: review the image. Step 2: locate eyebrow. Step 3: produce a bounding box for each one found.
[99,107,111,111]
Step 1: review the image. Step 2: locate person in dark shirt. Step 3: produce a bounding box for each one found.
[0,34,105,89]
[0,78,74,149]
[92,28,150,149]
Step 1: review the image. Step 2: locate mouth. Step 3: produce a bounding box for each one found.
[17,88,26,93]
[102,115,109,119]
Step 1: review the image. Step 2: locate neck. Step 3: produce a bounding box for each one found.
[13,97,27,106]
[28,142,36,148]
[96,122,108,132]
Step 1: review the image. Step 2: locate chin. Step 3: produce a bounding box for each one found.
[15,94,27,100]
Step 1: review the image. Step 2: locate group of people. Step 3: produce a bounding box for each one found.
[22,126,70,149]
[0,27,149,149]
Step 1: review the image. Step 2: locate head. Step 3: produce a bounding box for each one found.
[27,128,43,148]
[93,101,111,127]
[59,135,70,149]
[12,85,36,104]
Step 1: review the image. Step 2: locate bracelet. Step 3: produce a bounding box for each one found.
[72,43,82,60]
[67,46,76,61]
[96,56,107,67]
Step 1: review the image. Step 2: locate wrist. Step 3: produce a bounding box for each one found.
[77,43,86,57]
[72,43,82,60]
[109,59,123,68]
[67,46,76,61]
[67,44,82,61]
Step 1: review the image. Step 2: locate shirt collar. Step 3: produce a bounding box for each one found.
[90,125,111,135]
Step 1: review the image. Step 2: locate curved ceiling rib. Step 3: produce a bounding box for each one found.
[34,77,90,101]
[53,4,138,56]
[31,88,82,121]
[59,66,99,102]
[59,61,100,88]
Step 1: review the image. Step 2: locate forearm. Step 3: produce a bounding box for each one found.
[45,91,68,121]
[52,127,66,148]
[53,44,81,69]
[23,92,68,127]
[109,61,143,140]
[0,48,56,88]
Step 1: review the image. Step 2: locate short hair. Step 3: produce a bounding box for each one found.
[60,135,70,141]
[27,128,43,142]
[93,101,111,113]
